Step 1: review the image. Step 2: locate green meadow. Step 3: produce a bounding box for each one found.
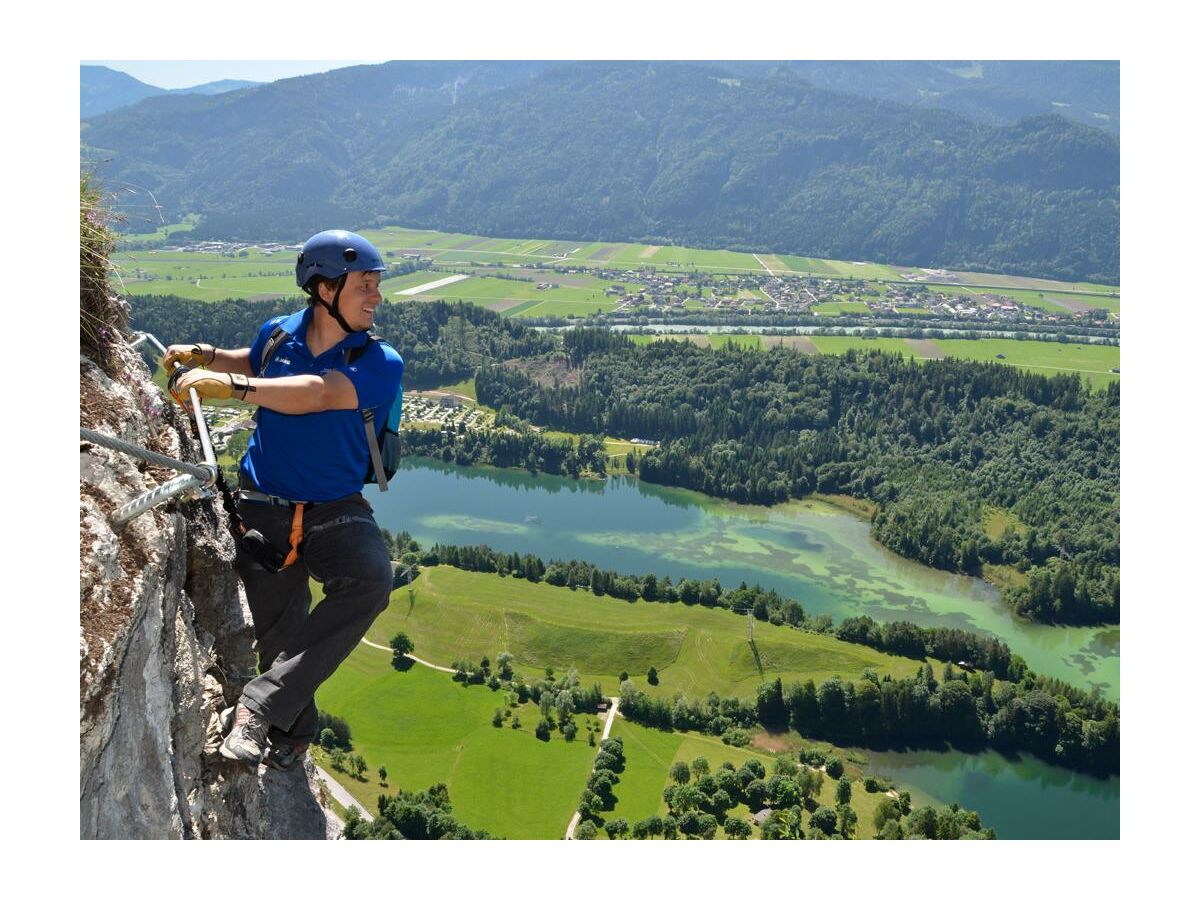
[931,338,1120,388]
[812,301,870,316]
[809,336,923,359]
[709,334,763,350]
[418,275,620,317]
[363,567,922,700]
[799,334,1119,388]
[116,214,199,246]
[314,650,603,838]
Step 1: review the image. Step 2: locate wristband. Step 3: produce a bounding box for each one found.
[229,373,255,401]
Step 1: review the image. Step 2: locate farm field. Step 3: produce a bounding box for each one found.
[116,214,200,246]
[362,566,923,700]
[599,718,884,839]
[629,334,711,347]
[314,649,603,838]
[116,223,1115,301]
[812,301,871,316]
[931,338,1120,388]
[798,335,1119,388]
[419,274,620,317]
[710,334,763,350]
[117,272,302,302]
[382,270,452,294]
[809,336,924,359]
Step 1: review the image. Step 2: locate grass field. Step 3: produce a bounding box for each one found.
[428,376,478,400]
[418,275,620,317]
[812,301,871,316]
[710,334,763,350]
[363,567,922,700]
[932,338,1120,388]
[809,336,924,359]
[800,334,1119,388]
[115,214,199,246]
[314,650,603,838]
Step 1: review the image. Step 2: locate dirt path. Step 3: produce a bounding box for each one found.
[565,697,621,840]
[359,637,457,673]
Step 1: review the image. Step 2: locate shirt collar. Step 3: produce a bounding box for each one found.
[281,306,371,358]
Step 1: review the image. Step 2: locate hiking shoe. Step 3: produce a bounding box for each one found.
[219,705,236,736]
[219,702,270,764]
[263,742,309,772]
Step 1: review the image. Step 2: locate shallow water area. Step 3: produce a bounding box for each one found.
[372,459,1118,700]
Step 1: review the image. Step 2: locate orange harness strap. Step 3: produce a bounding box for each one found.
[282,503,305,569]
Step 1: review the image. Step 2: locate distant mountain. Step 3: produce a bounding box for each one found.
[81,66,164,118]
[177,78,260,96]
[722,61,1119,135]
[80,60,1119,282]
[80,65,261,118]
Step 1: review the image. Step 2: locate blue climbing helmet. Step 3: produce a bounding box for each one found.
[295,230,386,333]
[295,229,385,289]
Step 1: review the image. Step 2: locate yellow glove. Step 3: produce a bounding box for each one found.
[169,368,255,405]
[162,343,215,373]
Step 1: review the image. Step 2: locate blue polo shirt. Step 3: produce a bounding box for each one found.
[239,307,404,502]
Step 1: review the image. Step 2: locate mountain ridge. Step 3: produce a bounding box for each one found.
[81,60,1119,282]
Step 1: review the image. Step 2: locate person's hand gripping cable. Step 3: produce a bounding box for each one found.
[163,344,255,406]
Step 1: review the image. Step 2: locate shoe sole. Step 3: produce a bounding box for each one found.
[219,733,265,764]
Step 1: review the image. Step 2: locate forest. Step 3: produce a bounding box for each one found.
[478,330,1119,624]
[620,665,1119,777]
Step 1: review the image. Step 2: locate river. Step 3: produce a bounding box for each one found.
[367,458,1119,839]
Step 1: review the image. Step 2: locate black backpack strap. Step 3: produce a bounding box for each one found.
[346,336,390,492]
[361,408,388,491]
[259,324,290,374]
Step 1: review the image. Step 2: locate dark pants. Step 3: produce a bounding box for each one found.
[234,492,393,748]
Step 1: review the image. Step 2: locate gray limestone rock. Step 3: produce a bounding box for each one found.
[80,333,332,839]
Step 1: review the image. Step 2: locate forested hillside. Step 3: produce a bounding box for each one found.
[477,331,1119,625]
[82,61,1118,282]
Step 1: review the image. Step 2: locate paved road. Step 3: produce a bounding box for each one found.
[564,696,620,840]
[313,764,374,823]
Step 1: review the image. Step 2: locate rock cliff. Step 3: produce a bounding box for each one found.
[79,324,337,839]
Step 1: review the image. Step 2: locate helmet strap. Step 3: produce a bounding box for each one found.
[314,274,361,333]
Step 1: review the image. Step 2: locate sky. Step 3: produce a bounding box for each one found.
[81,60,383,89]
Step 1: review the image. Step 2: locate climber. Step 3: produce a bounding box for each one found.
[164,230,403,770]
